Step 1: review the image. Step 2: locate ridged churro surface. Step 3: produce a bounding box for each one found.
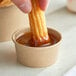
[0,0,13,7]
[29,0,51,46]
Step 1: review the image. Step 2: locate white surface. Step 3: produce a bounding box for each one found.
[0,2,76,76]
[46,0,66,14]
[64,66,76,76]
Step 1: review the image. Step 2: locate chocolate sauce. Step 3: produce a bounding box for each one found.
[16,32,59,47]
[0,0,2,2]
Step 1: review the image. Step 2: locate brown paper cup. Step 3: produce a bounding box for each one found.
[0,5,29,42]
[12,28,62,68]
[67,0,76,13]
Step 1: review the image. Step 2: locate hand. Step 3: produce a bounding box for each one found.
[12,0,49,13]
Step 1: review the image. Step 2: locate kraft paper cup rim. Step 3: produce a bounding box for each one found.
[12,28,62,49]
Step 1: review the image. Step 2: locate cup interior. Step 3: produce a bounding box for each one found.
[12,28,62,47]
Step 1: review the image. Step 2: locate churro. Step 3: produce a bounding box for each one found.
[0,0,13,7]
[28,0,51,47]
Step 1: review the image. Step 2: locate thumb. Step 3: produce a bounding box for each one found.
[12,0,32,13]
[38,0,49,11]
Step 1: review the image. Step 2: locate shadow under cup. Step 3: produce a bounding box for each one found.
[12,28,62,68]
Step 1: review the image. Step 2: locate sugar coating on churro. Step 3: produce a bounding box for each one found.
[0,0,13,7]
[28,0,51,46]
